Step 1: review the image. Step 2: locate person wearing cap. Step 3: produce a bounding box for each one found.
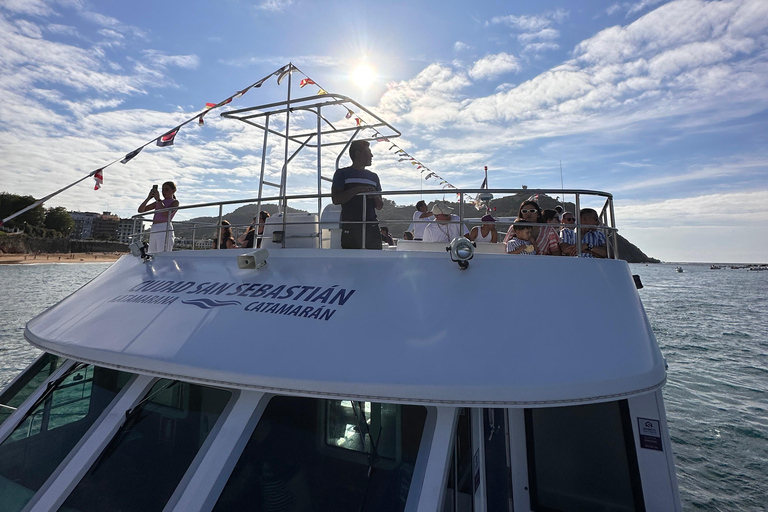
[422,202,469,243]
[332,140,383,249]
[407,200,433,240]
[467,214,498,243]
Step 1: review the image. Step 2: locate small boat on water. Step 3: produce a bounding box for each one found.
[0,84,682,511]
[710,265,722,270]
[675,266,684,273]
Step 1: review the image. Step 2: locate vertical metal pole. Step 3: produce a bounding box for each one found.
[362,194,367,248]
[317,105,323,247]
[215,205,223,250]
[317,106,323,213]
[609,196,619,260]
[192,223,196,251]
[276,65,293,248]
[574,193,581,257]
[256,116,270,216]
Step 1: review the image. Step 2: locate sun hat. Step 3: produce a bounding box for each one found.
[431,202,453,215]
[481,214,497,223]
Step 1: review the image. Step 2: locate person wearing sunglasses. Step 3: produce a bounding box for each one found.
[503,201,561,255]
[560,208,607,258]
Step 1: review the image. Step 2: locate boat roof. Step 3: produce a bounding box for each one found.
[25,247,665,407]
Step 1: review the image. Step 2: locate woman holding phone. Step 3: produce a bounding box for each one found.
[138,181,178,252]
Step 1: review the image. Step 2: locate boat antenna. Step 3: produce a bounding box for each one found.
[559,160,565,209]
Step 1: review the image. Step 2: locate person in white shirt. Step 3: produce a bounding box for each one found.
[408,200,434,240]
[422,202,469,243]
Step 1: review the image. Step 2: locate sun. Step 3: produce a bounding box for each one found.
[351,64,375,88]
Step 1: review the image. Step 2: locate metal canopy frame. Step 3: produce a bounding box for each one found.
[220,91,401,231]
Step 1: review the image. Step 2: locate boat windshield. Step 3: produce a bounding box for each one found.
[213,396,427,512]
[59,379,232,512]
[0,365,131,512]
[0,352,64,428]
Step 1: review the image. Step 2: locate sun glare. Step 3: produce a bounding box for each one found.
[351,64,375,88]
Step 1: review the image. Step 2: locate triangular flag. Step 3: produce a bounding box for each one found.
[317,88,328,95]
[299,78,315,88]
[345,110,353,119]
[276,65,293,85]
[355,117,362,126]
[93,168,104,190]
[121,147,143,164]
[205,102,217,109]
[198,114,205,126]
[157,126,180,147]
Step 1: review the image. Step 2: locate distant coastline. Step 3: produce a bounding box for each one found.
[0,252,122,265]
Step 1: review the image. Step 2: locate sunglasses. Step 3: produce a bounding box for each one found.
[520,209,538,214]
[563,217,575,222]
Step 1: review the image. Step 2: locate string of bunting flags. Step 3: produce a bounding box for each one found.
[1,63,297,227]
[292,70,481,206]
[2,62,478,226]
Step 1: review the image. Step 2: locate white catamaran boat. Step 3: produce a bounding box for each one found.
[0,87,681,511]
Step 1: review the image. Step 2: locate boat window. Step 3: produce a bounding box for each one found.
[0,353,64,428]
[441,408,474,512]
[484,408,513,512]
[0,365,130,512]
[213,396,427,512]
[525,400,645,512]
[59,379,231,512]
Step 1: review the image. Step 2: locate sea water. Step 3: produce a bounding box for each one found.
[0,261,766,510]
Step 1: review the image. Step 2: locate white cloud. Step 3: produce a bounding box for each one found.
[491,14,551,32]
[469,53,522,80]
[142,50,200,70]
[14,19,42,38]
[521,42,560,54]
[256,0,294,13]
[0,0,55,16]
[518,28,560,45]
[454,41,470,52]
[221,55,338,68]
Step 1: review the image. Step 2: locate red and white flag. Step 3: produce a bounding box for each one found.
[299,78,315,88]
[157,126,180,147]
[93,168,103,190]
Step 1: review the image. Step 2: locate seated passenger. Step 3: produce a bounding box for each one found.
[215,220,237,249]
[503,200,560,255]
[408,200,434,241]
[467,214,498,243]
[380,226,395,246]
[402,231,414,241]
[560,208,607,258]
[557,211,575,252]
[422,202,469,243]
[506,220,536,254]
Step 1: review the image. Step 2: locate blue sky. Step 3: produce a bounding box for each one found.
[1,0,766,262]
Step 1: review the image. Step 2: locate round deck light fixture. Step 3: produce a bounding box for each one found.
[447,237,475,270]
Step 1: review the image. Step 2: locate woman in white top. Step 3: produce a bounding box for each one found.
[467,214,498,243]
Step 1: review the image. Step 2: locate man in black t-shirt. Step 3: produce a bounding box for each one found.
[331,140,383,249]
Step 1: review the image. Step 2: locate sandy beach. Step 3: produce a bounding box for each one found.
[0,252,125,265]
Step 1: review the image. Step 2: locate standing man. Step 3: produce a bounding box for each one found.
[408,200,433,240]
[332,140,384,249]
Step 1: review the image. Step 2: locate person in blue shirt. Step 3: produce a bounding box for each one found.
[560,208,607,258]
[332,140,383,249]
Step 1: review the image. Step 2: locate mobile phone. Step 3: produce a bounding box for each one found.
[152,184,158,191]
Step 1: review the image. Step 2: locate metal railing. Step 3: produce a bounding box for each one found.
[128,187,619,259]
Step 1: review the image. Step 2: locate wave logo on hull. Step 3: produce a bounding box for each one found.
[181,298,242,310]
